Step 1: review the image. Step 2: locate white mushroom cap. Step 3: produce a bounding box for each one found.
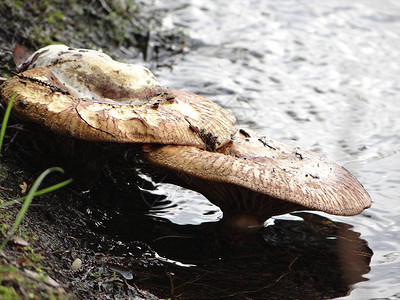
[1,47,236,148]
[19,45,161,103]
[143,128,371,224]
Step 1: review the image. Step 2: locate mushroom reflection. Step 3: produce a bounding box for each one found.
[78,191,372,300]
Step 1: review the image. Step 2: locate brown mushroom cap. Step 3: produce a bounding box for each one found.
[0,46,236,148]
[143,128,371,225]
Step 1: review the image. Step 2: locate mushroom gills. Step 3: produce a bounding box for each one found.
[143,128,371,227]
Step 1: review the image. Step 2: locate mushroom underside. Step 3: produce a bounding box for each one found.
[152,170,308,225]
[143,128,371,224]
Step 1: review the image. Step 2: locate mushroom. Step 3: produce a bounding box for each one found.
[0,46,236,149]
[143,128,371,227]
[0,45,371,230]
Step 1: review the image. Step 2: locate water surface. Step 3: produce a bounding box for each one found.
[138,0,400,298]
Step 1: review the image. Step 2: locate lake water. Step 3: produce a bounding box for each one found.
[132,0,400,298]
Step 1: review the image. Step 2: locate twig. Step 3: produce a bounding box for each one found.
[124,279,150,299]
[81,265,96,281]
[166,271,175,299]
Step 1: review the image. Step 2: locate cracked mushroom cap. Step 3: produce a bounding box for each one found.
[143,128,371,225]
[18,45,161,102]
[0,46,236,148]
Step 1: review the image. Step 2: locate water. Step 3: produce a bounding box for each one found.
[133,0,400,298]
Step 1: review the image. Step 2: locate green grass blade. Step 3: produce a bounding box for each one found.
[0,198,20,209]
[0,178,73,209]
[0,167,66,251]
[23,177,73,197]
[0,91,17,153]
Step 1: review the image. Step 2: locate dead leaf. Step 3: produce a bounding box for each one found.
[19,182,28,194]
[13,45,31,67]
[11,236,29,247]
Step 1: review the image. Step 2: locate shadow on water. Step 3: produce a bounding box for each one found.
[76,200,372,299]
[58,142,372,299]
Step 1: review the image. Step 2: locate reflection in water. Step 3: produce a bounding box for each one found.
[79,202,372,299]
[148,0,400,297]
[74,165,372,299]
[151,213,372,299]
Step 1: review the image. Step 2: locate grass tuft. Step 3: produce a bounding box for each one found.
[0,91,16,153]
[0,91,72,251]
[0,178,73,209]
[0,167,70,251]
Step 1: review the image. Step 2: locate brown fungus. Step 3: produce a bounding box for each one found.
[0,45,371,231]
[0,45,236,148]
[143,128,371,227]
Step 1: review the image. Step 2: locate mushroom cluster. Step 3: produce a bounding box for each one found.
[0,45,371,228]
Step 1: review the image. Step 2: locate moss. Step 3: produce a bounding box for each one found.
[0,265,69,300]
[0,0,145,76]
[0,175,68,298]
[47,11,65,27]
[22,246,44,267]
[0,283,22,300]
[0,164,8,183]
[1,0,24,11]
[0,209,70,299]
[0,0,185,78]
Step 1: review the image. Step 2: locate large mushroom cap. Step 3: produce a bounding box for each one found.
[143,128,371,225]
[18,45,161,103]
[1,46,236,148]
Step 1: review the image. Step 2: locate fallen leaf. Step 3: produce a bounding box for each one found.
[11,236,29,247]
[19,182,28,194]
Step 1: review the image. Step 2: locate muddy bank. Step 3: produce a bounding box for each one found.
[0,1,184,299]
